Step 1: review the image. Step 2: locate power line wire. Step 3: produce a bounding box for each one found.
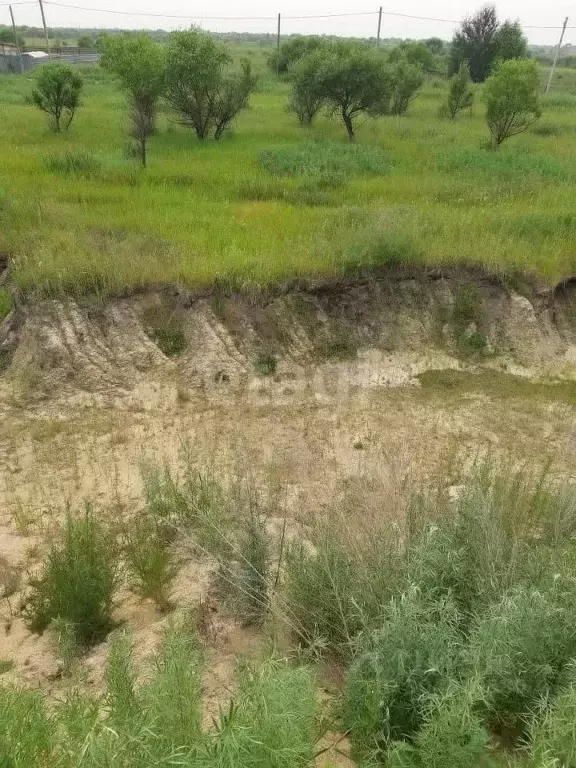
[14,1,576,30]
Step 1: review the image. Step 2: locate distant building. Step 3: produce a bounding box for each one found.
[0,46,49,73]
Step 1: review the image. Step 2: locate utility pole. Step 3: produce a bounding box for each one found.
[276,12,281,75]
[376,6,383,47]
[545,16,568,93]
[38,0,51,59]
[9,5,23,73]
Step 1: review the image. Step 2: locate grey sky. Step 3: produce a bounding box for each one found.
[8,0,573,46]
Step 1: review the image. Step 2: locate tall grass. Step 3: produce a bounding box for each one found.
[0,621,321,768]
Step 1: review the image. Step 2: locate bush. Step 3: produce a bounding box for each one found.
[283,520,399,658]
[269,35,324,75]
[484,59,542,147]
[124,513,176,610]
[165,29,256,141]
[25,507,118,645]
[387,681,492,768]
[387,56,424,116]
[529,663,576,767]
[223,658,320,768]
[446,61,474,119]
[31,62,83,132]
[289,48,326,126]
[344,592,465,759]
[407,461,576,620]
[470,580,576,735]
[99,33,165,167]
[0,687,52,768]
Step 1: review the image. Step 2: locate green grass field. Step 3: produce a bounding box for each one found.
[1,52,576,296]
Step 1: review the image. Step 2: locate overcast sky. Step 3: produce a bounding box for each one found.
[6,1,573,46]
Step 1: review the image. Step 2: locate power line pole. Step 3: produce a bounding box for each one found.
[276,12,281,75]
[376,6,382,46]
[9,5,23,73]
[38,0,51,59]
[545,16,568,93]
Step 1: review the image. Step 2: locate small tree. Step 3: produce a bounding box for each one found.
[268,35,324,75]
[31,63,83,132]
[484,59,541,148]
[77,35,94,49]
[290,48,326,126]
[312,42,392,141]
[165,29,256,141]
[100,34,165,167]
[446,61,474,119]
[495,20,527,61]
[450,5,500,82]
[388,57,424,115]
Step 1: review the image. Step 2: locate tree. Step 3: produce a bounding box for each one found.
[388,56,424,115]
[446,61,474,119]
[495,20,528,61]
[289,48,327,126]
[449,5,500,82]
[99,33,165,167]
[306,42,393,140]
[165,30,256,141]
[31,63,83,132]
[268,35,324,75]
[77,35,94,49]
[0,27,24,47]
[389,41,434,71]
[425,37,444,54]
[484,59,541,147]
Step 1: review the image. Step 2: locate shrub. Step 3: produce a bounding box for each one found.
[298,41,393,140]
[387,681,492,768]
[124,513,176,610]
[99,33,165,167]
[388,56,424,116]
[165,29,256,141]
[221,657,320,768]
[344,592,464,759]
[446,61,474,119]
[408,461,576,622]
[25,507,118,645]
[283,520,399,658]
[484,59,542,147]
[529,663,576,767]
[44,150,102,178]
[0,687,52,767]
[289,49,326,126]
[269,35,324,75]
[31,62,83,132]
[470,580,576,735]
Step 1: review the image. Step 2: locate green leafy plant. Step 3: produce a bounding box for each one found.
[484,59,542,147]
[165,29,256,141]
[25,507,118,646]
[124,513,176,610]
[446,61,474,119]
[471,579,576,736]
[100,33,165,167]
[31,62,83,132]
[344,592,465,760]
